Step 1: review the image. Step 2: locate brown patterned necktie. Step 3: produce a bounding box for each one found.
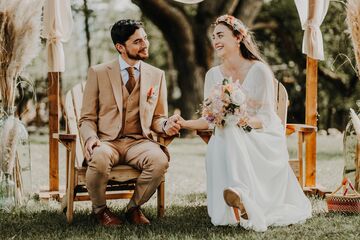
[125,67,136,94]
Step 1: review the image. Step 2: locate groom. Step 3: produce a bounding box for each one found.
[79,19,180,226]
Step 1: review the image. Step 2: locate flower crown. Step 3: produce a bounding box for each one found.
[214,15,248,38]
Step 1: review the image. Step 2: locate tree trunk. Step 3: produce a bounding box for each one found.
[83,0,92,68]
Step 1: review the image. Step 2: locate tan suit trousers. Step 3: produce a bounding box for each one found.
[85,136,169,213]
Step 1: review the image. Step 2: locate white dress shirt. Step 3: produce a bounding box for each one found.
[119,55,141,85]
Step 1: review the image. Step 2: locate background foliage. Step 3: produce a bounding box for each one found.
[19,0,360,131]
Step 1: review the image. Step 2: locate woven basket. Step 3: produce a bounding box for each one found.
[326,178,360,213]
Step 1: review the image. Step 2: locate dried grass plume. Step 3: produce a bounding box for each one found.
[350,108,360,141]
[346,0,360,76]
[0,0,43,110]
[0,0,42,177]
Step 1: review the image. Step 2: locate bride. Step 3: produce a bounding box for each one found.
[178,15,312,232]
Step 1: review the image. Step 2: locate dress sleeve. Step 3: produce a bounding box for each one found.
[203,68,216,129]
[246,63,283,132]
[204,69,214,100]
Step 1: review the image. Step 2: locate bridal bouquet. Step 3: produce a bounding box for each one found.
[201,78,251,131]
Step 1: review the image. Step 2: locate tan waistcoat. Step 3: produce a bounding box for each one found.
[120,80,142,136]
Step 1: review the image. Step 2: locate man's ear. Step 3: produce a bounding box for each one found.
[115,43,125,54]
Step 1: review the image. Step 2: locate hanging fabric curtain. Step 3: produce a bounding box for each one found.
[295,0,330,60]
[173,0,204,4]
[42,0,73,72]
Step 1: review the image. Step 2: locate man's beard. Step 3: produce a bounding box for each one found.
[126,48,148,60]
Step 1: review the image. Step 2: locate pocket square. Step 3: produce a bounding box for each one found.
[147,86,158,102]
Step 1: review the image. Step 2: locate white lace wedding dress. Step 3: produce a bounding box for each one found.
[204,61,312,232]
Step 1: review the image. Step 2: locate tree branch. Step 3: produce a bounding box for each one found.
[318,66,359,97]
[233,0,263,26]
[132,0,195,59]
[251,21,278,31]
[217,0,240,16]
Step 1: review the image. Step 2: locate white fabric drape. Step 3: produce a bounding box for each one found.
[42,0,73,72]
[295,0,329,60]
[173,0,204,4]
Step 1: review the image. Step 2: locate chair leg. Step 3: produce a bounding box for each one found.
[298,132,304,188]
[66,141,76,224]
[157,180,165,218]
[355,142,360,191]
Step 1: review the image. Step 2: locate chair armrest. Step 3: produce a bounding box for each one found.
[196,129,213,144]
[155,133,180,146]
[53,133,77,146]
[286,124,317,135]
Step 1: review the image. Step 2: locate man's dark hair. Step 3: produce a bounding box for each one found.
[110,19,143,45]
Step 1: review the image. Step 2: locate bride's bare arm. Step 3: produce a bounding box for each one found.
[178,118,209,130]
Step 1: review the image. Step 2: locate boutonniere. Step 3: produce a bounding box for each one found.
[147,86,158,102]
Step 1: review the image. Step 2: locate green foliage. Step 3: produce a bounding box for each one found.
[256,0,359,130]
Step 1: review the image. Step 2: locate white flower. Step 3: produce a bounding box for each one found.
[231,88,246,105]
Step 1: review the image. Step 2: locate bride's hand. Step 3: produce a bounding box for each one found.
[239,116,262,129]
[238,116,249,127]
[177,116,187,128]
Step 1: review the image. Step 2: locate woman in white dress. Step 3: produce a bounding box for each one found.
[178,15,312,232]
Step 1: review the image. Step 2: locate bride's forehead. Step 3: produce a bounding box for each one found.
[213,24,232,35]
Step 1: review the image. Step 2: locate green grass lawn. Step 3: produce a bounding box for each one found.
[1,197,359,240]
[1,134,359,239]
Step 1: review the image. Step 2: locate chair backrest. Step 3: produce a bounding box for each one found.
[64,82,86,168]
[273,79,289,127]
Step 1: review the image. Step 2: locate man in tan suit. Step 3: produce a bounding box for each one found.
[79,19,180,226]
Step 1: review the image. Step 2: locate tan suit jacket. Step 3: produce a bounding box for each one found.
[79,58,168,144]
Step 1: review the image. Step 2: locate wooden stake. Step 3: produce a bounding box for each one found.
[305,57,317,187]
[48,72,60,191]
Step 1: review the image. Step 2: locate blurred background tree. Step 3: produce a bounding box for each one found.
[18,0,359,131]
[132,0,264,120]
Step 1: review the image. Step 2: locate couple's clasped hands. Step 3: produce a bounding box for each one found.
[163,114,187,136]
[163,114,206,134]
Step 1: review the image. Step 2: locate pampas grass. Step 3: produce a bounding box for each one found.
[0,116,19,175]
[0,0,42,110]
[0,0,42,183]
[346,0,360,76]
[350,108,360,140]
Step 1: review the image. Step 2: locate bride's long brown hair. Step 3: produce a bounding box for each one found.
[214,15,264,62]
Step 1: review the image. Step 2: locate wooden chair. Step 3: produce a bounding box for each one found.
[197,79,316,188]
[54,82,175,223]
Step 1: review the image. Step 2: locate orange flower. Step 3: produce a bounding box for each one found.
[147,86,154,97]
[342,177,348,186]
[223,84,233,94]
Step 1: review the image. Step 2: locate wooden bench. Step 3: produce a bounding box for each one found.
[54,82,175,223]
[197,80,316,188]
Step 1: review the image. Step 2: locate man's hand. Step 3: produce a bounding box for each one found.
[84,136,101,161]
[164,114,182,136]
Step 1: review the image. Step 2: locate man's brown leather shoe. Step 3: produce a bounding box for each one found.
[95,207,123,226]
[125,207,151,225]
